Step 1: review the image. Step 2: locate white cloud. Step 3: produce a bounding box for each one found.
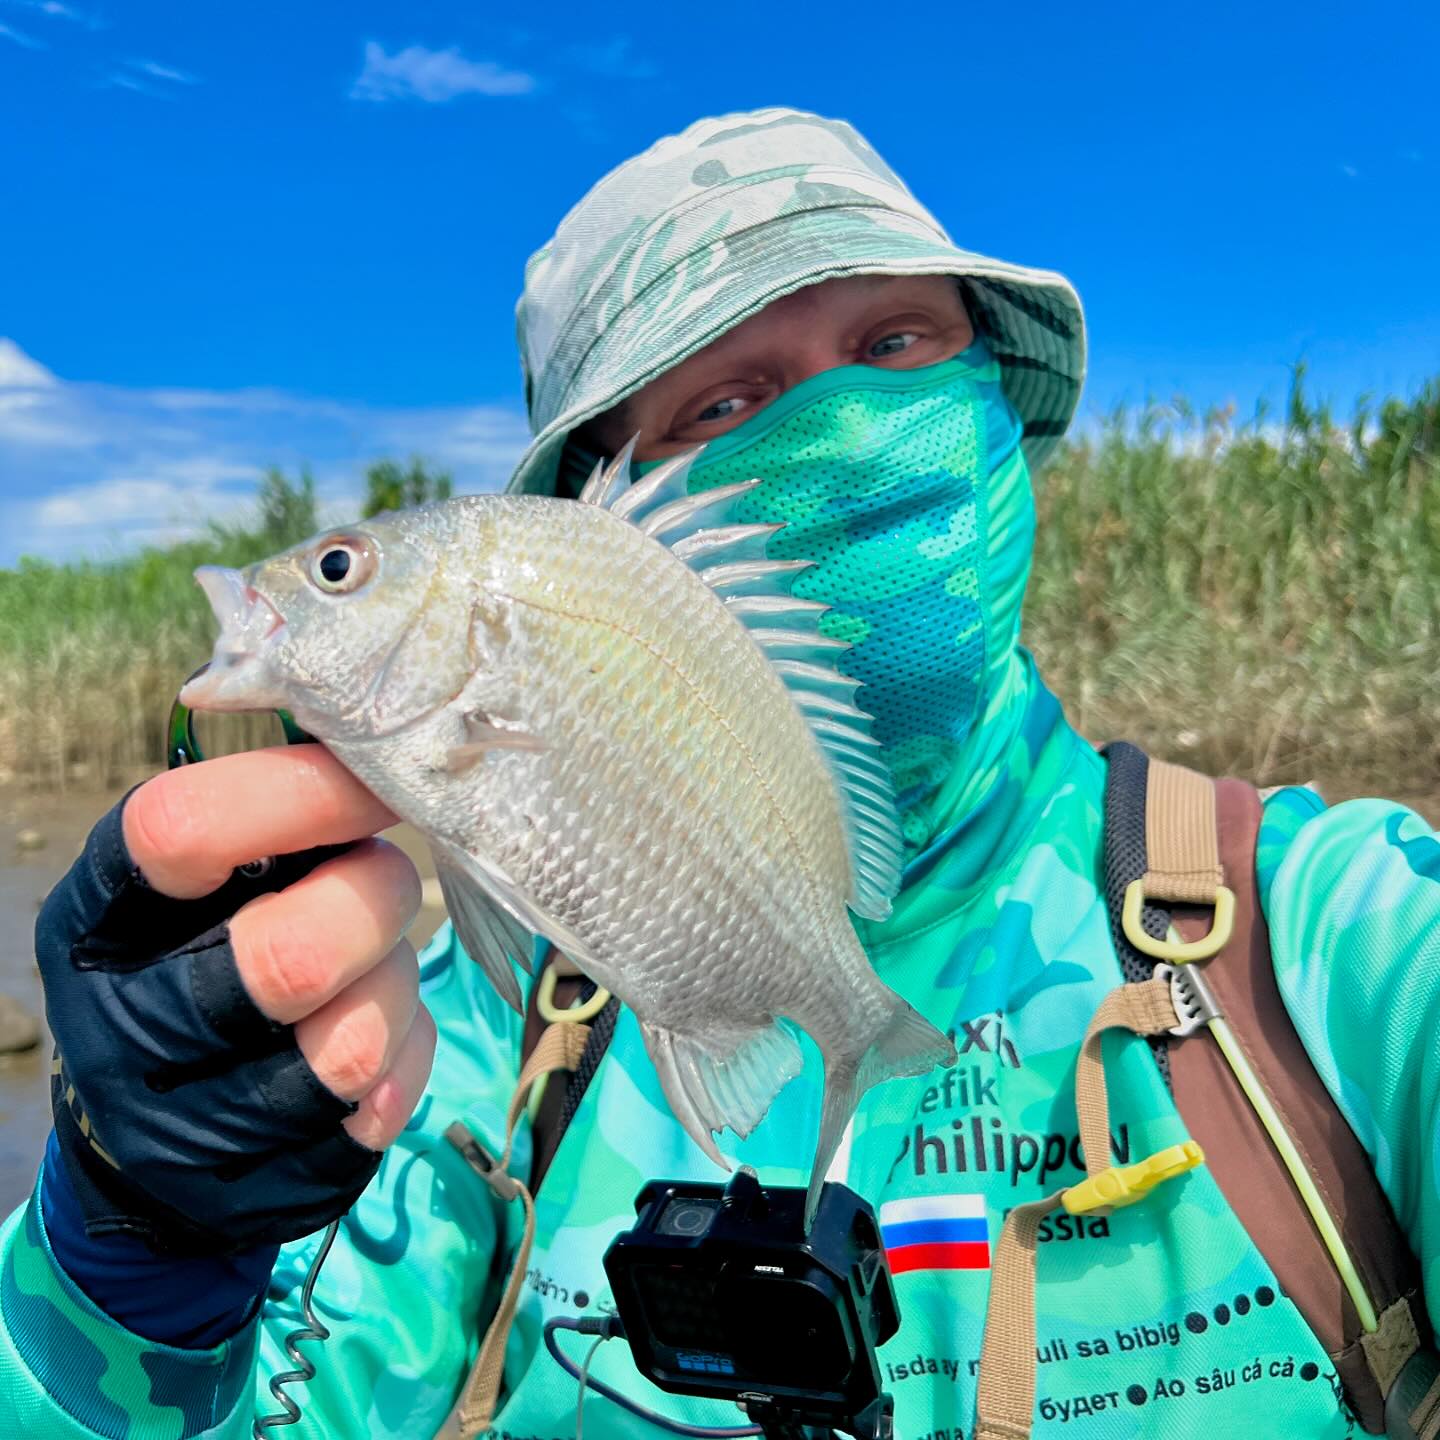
[0,338,532,564]
[350,41,535,103]
[37,473,244,530]
[0,338,57,388]
[0,0,91,24]
[0,20,42,46]
[105,71,166,97]
[126,57,199,85]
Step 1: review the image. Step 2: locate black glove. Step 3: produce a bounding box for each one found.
[37,795,383,1258]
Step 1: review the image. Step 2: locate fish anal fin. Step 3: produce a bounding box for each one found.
[640,1019,803,1167]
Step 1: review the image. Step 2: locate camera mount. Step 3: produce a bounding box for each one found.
[599,1168,898,1440]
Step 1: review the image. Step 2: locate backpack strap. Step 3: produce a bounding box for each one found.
[435,952,620,1440]
[1104,743,1435,1434]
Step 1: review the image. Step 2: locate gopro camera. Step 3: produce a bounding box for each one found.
[602,1168,899,1439]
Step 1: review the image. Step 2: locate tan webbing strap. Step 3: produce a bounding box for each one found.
[974,980,1182,1440]
[1074,979,1178,1178]
[435,1021,591,1440]
[1144,758,1223,904]
[499,1022,591,1174]
[1364,1297,1422,1398]
[974,1193,1064,1440]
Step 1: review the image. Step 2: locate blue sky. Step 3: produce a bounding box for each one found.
[1,0,1436,564]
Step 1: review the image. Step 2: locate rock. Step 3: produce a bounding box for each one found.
[14,828,45,853]
[0,994,40,1054]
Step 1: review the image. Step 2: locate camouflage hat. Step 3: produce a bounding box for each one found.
[508,107,1085,495]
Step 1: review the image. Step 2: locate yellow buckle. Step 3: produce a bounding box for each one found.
[1122,880,1235,963]
[1061,1141,1204,1216]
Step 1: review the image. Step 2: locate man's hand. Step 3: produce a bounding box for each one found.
[38,745,438,1256]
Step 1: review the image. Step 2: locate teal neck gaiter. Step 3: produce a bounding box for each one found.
[665,339,1040,853]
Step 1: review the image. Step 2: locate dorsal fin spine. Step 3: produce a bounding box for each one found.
[754,629,850,652]
[608,447,702,521]
[672,523,783,563]
[640,478,763,539]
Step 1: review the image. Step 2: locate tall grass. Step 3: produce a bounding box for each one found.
[0,469,322,791]
[1,377,1436,799]
[1024,371,1440,797]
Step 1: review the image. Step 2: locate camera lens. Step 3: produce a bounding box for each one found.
[657,1197,721,1238]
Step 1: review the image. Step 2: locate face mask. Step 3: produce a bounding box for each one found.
[641,341,1033,840]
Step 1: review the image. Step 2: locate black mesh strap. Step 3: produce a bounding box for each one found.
[559,996,620,1132]
[1100,741,1174,1085]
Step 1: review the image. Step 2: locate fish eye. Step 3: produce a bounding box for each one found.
[308,536,377,594]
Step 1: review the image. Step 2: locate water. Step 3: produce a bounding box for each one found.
[0,783,445,1221]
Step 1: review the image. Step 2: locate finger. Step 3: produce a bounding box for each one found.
[344,1004,437,1151]
[230,839,422,1024]
[295,940,420,1102]
[123,745,398,899]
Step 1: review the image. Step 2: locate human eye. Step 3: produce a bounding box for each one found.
[867,331,919,359]
[693,395,749,424]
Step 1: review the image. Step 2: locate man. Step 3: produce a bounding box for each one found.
[4,108,1436,1439]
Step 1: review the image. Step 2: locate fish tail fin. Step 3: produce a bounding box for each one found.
[862,995,957,1090]
[805,996,956,1230]
[807,1063,859,1232]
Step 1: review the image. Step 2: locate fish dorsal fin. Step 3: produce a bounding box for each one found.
[577,437,904,922]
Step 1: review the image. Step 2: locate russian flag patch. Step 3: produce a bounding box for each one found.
[880,1193,991,1275]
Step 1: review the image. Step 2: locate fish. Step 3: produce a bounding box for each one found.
[182,443,956,1223]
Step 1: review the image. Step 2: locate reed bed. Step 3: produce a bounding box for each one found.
[1025,374,1440,799]
[1,373,1436,802]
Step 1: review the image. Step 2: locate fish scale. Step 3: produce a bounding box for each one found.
[181,443,955,1223]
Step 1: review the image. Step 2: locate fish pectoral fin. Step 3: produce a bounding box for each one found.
[441,715,546,772]
[639,1019,803,1167]
[432,846,527,1013]
[430,836,600,1014]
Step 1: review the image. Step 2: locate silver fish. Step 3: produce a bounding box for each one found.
[183,445,955,1222]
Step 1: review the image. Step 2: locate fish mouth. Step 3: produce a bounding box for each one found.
[179,566,289,711]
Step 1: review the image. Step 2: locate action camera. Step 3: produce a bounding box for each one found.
[602,1168,899,1439]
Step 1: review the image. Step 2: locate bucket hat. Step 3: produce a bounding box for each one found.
[508,107,1085,495]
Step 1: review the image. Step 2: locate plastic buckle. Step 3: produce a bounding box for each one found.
[1155,962,1224,1036]
[444,1121,522,1202]
[1061,1141,1205,1216]
[1122,880,1236,963]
